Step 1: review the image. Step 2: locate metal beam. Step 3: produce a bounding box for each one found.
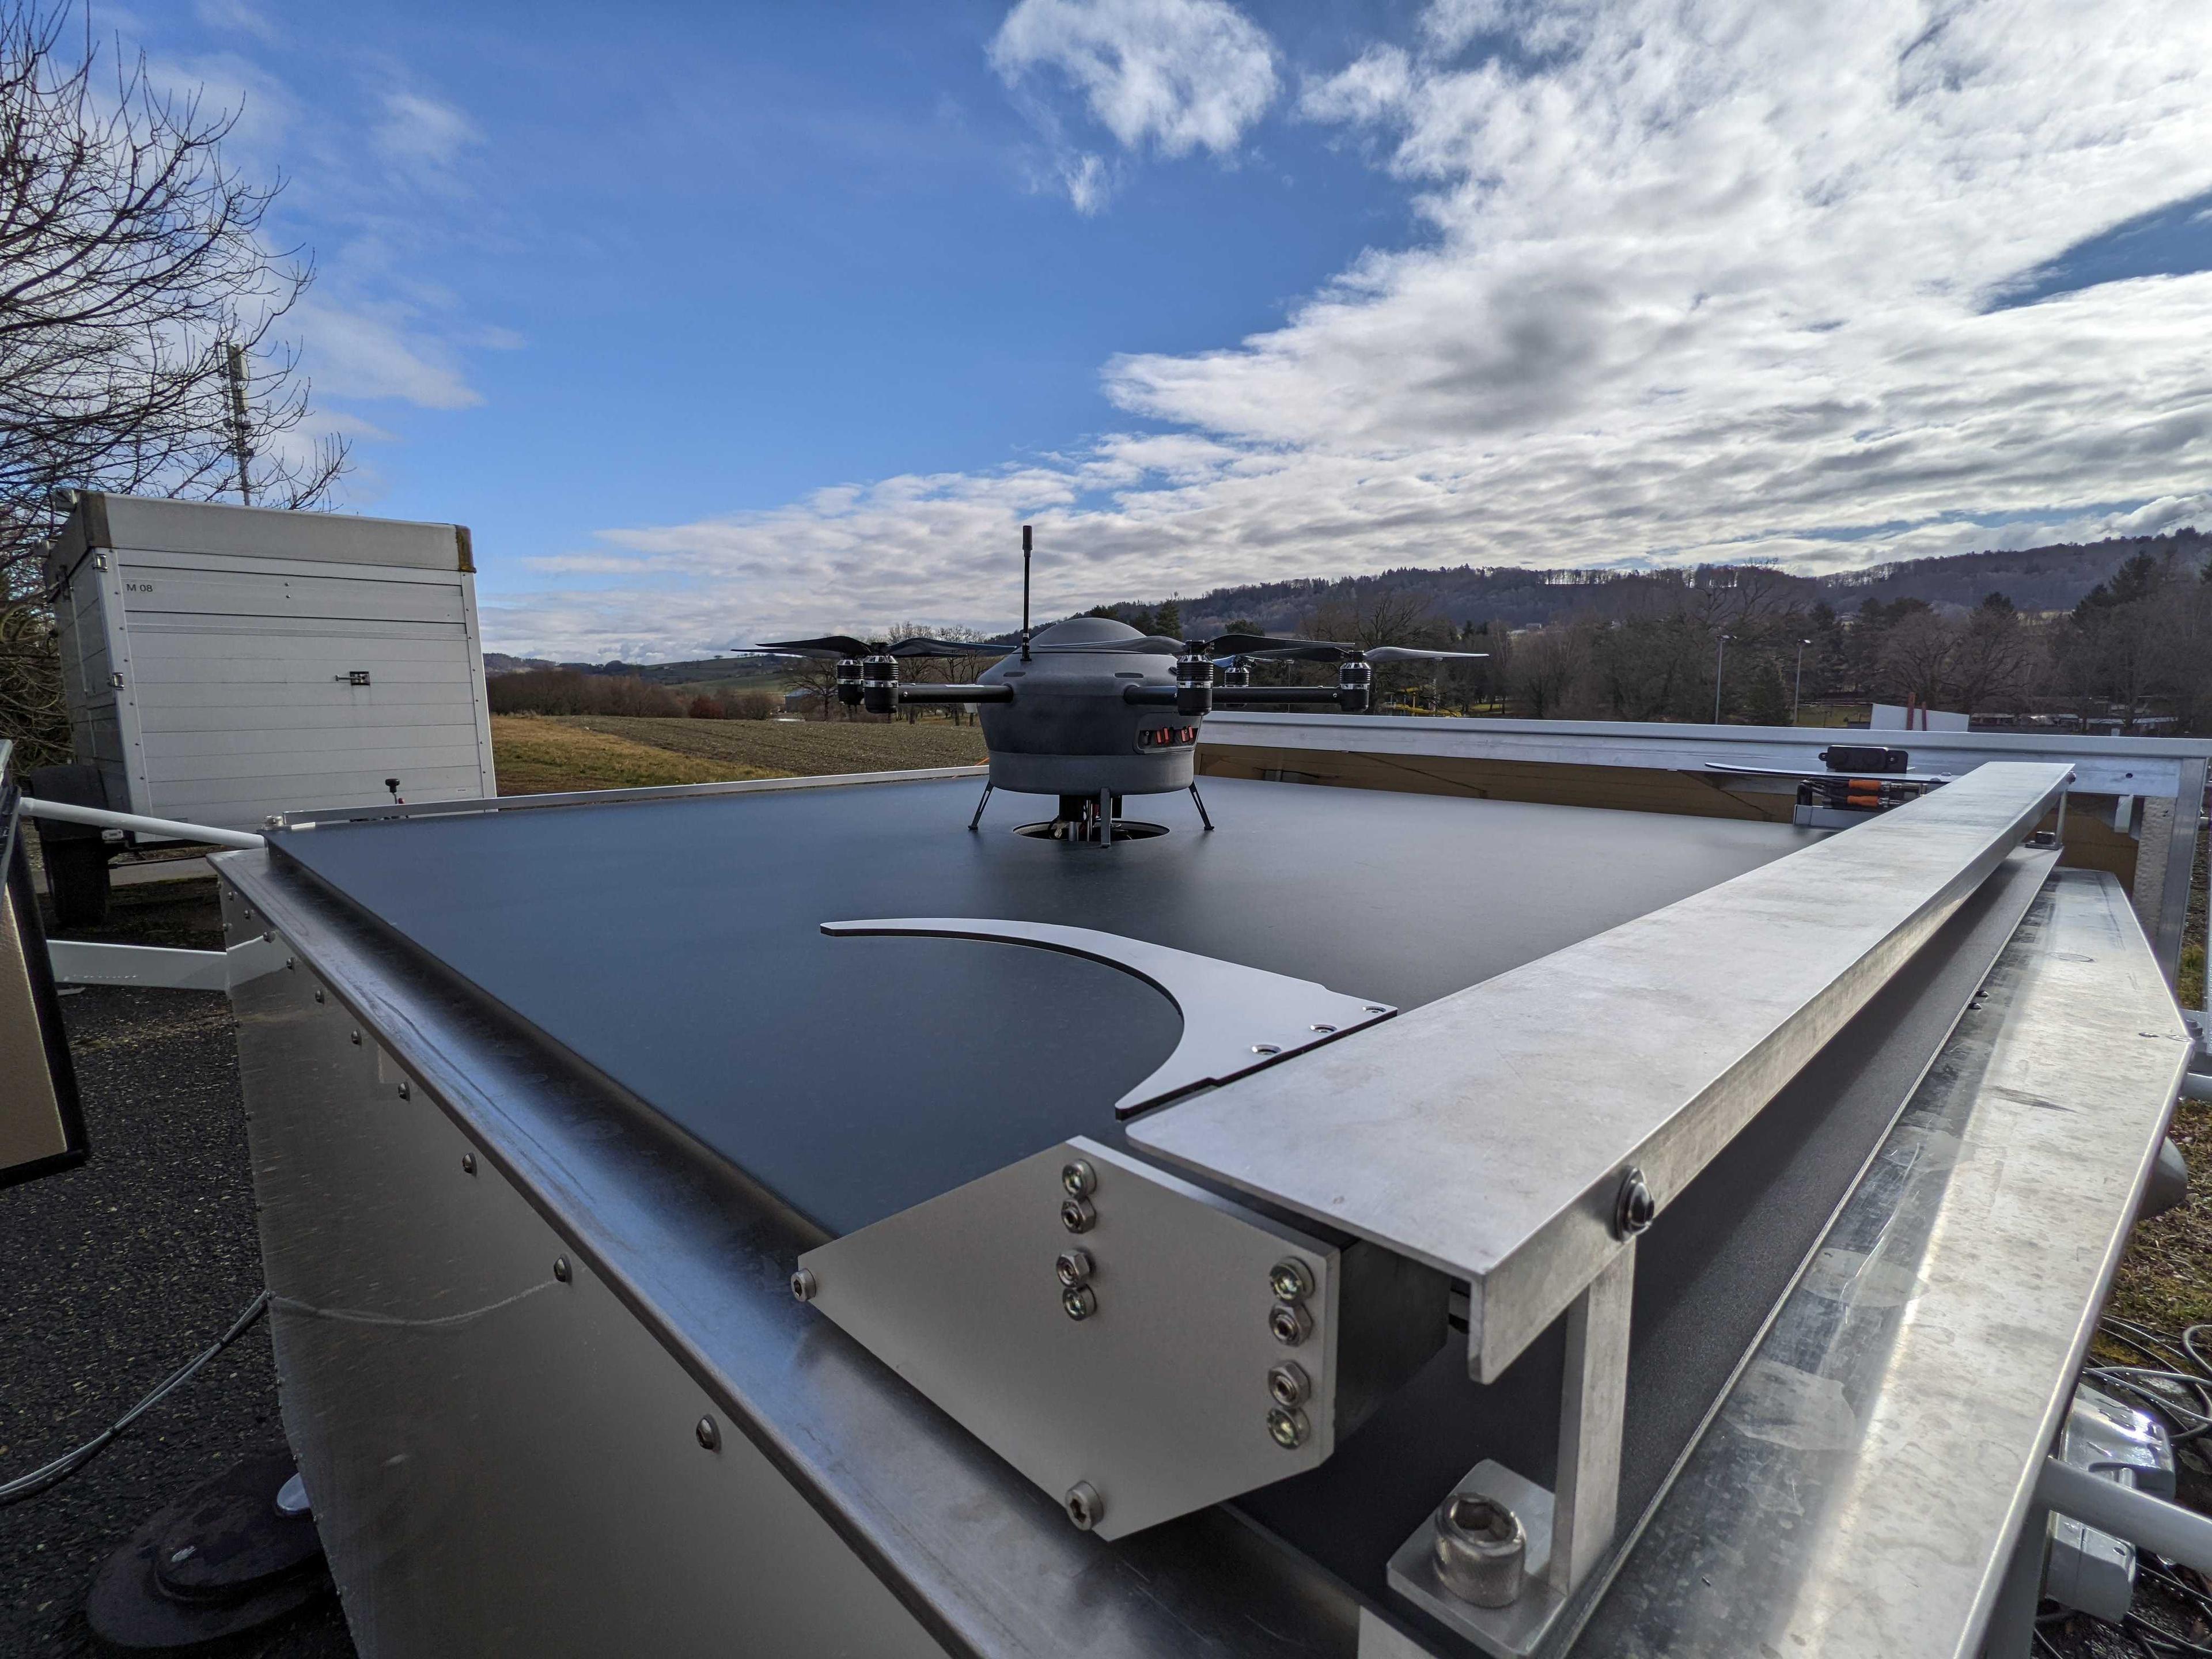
[47,935,282,990]
[1131,762,2072,1381]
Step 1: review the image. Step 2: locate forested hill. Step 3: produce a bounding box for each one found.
[1151,527,2211,637]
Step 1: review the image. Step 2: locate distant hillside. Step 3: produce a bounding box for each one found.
[504,526,2210,677]
[1147,528,2211,638]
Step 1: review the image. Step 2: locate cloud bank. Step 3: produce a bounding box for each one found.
[494,0,2212,660]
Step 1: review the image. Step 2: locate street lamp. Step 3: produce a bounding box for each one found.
[1713,634,1732,725]
[1791,638,1812,727]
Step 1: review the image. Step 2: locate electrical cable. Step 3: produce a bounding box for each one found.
[0,1290,269,1506]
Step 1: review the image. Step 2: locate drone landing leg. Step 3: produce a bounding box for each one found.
[1188,782,1214,831]
[967,783,993,832]
[1098,787,1113,846]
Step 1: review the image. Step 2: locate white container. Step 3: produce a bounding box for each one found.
[46,493,497,835]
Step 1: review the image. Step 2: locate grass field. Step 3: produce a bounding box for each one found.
[491,713,987,794]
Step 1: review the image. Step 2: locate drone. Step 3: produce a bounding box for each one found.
[752,526,1485,841]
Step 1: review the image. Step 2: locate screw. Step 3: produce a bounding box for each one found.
[1432,1493,1527,1607]
[1251,1043,1282,1056]
[1060,1197,1096,1234]
[1055,1249,1093,1287]
[1269,1301,1313,1346]
[1309,1023,1336,1034]
[1615,1167,1656,1238]
[461,1153,476,1175]
[553,1256,571,1283]
[313,988,325,1004]
[1062,1285,1097,1321]
[1268,1361,1310,1407]
[396,1081,410,1100]
[262,930,274,943]
[349,1030,361,1046]
[1065,1482,1103,1531]
[1060,1158,1097,1198]
[1364,1004,1388,1014]
[695,1415,721,1450]
[285,956,296,971]
[1268,1258,1315,1301]
[790,1268,817,1302]
[1266,1406,1310,1450]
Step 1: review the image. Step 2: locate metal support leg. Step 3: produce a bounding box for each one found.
[1098,788,1113,846]
[1189,782,1214,831]
[1549,1244,1634,1596]
[1981,1495,2051,1658]
[967,783,993,832]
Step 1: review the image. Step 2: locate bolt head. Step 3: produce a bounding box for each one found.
[396,1081,410,1100]
[1267,1361,1310,1407]
[553,1256,572,1283]
[1615,1168,1657,1237]
[460,1153,476,1175]
[1268,1257,1315,1301]
[1268,1301,1313,1346]
[1060,1158,1097,1198]
[695,1415,721,1451]
[1251,1043,1282,1056]
[1064,1482,1103,1531]
[1054,1249,1093,1287]
[349,1030,361,1045]
[1062,1284,1097,1321]
[790,1267,817,1303]
[1265,1406,1310,1450]
[1060,1196,1096,1234]
[313,989,325,1004]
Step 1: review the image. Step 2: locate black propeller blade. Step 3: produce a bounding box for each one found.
[887,637,1009,659]
[1361,646,1490,663]
[1205,632,1333,657]
[751,635,878,658]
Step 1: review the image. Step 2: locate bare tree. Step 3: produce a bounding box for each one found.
[1,1,345,764]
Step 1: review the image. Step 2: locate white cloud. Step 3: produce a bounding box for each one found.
[372,89,480,179]
[493,0,2212,658]
[991,0,1278,209]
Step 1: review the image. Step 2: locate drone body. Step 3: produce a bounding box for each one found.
[751,527,1485,838]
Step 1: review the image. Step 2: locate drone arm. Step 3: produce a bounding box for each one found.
[1120,684,1180,707]
[891,683,1014,705]
[1211,686,1343,707]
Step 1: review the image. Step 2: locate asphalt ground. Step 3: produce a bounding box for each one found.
[2,875,354,1657]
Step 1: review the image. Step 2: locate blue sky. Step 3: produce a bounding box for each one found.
[122,0,2212,657]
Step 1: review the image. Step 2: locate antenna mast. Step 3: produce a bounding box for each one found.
[225,341,254,506]
[1020,524,1033,661]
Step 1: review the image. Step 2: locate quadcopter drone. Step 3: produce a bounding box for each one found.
[752,527,1484,840]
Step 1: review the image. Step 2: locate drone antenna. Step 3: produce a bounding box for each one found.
[1020,523,1033,662]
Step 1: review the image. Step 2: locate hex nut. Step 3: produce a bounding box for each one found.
[790,1268,817,1303]
[1268,1257,1315,1301]
[553,1256,572,1283]
[695,1415,721,1451]
[1062,1285,1097,1321]
[1065,1482,1103,1531]
[1431,1493,1526,1607]
[1060,1197,1097,1234]
[1268,1301,1313,1346]
[1055,1249,1093,1287]
[1614,1167,1657,1238]
[1267,1361,1310,1407]
[1265,1406,1310,1450]
[1060,1158,1097,1198]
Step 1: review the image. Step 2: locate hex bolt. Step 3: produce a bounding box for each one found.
[1268,1361,1310,1408]
[349,1030,361,1046]
[1060,1158,1097,1199]
[1614,1166,1657,1238]
[1065,1482,1103,1531]
[1269,1301,1313,1346]
[1060,1197,1097,1234]
[460,1153,476,1175]
[1268,1257,1315,1302]
[553,1256,572,1283]
[1266,1406,1310,1450]
[1431,1493,1527,1608]
[1062,1285,1098,1321]
[262,930,274,943]
[313,989,325,1004]
[285,956,296,971]
[1055,1249,1093,1287]
[790,1268,817,1303]
[695,1415,721,1452]
[396,1082,410,1100]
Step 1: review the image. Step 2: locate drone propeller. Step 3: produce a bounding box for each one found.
[751,634,878,658]
[887,637,1006,659]
[1205,632,1327,657]
[1361,645,1490,664]
[1226,638,1487,664]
